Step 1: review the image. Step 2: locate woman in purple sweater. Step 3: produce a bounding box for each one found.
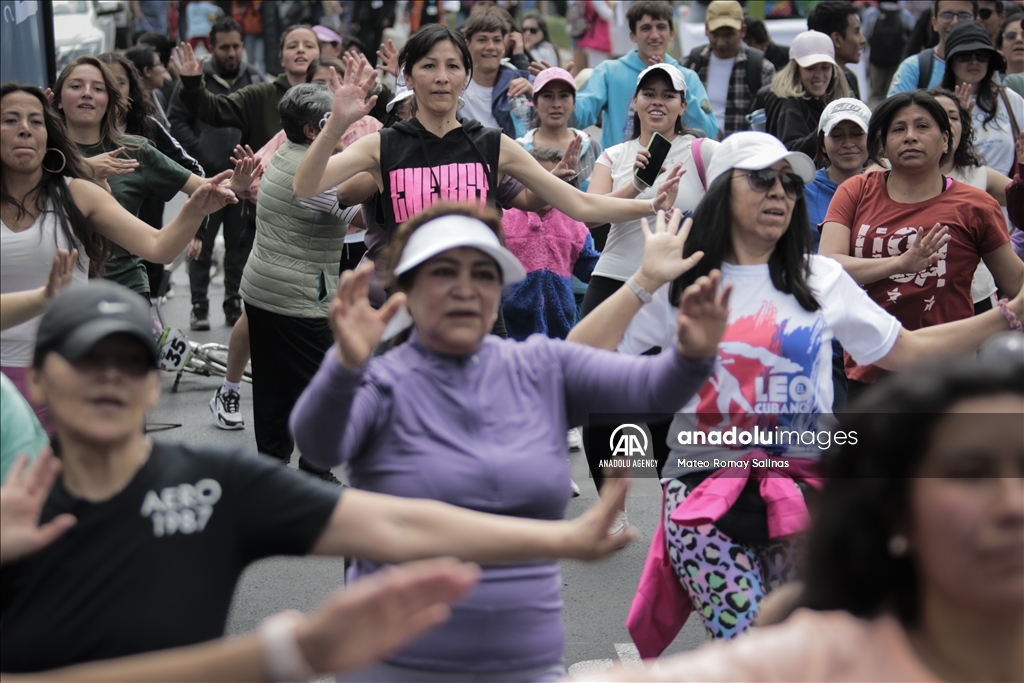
[290,201,730,681]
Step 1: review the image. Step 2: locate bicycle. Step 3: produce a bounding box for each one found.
[152,273,251,393]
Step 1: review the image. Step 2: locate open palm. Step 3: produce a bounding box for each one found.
[331,264,407,369]
[637,209,704,290]
[325,54,379,137]
[676,271,732,360]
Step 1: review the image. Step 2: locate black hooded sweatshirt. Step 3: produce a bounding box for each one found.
[379,117,503,229]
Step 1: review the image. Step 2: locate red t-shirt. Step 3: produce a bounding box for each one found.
[824,172,1009,383]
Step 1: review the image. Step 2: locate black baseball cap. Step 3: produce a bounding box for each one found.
[33,281,158,367]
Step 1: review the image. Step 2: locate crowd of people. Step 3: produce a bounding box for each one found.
[1,0,1022,681]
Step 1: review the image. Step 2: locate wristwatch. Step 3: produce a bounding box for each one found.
[626,276,654,304]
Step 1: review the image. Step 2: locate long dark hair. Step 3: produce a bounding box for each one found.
[926,87,985,171]
[940,50,1002,130]
[0,83,108,270]
[670,170,819,312]
[799,355,1024,626]
[99,52,156,140]
[867,90,952,167]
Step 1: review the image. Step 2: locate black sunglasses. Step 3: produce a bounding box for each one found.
[977,7,995,20]
[737,169,804,200]
[952,50,992,63]
[523,27,541,34]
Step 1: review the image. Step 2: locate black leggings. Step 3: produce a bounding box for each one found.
[578,276,672,491]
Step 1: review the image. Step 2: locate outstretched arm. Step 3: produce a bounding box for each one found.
[499,136,682,224]
[72,173,236,264]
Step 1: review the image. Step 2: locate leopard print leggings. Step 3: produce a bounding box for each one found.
[663,478,805,640]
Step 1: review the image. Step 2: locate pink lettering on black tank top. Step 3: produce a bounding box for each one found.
[389,163,491,222]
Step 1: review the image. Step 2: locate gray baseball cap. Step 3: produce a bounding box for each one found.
[34,281,157,367]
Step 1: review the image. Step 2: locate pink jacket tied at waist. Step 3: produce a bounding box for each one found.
[626,451,823,659]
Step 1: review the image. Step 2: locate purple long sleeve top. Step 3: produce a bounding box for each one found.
[290,331,712,673]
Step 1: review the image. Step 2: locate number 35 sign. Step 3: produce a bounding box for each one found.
[157,328,192,371]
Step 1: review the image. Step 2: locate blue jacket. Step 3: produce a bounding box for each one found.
[573,50,719,151]
[804,167,839,252]
[492,63,534,139]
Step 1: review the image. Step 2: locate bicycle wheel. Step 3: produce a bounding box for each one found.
[197,343,252,382]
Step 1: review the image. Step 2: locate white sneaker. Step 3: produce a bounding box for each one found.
[609,510,628,535]
[567,427,583,451]
[210,387,244,430]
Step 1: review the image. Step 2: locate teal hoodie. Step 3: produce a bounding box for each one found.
[573,50,718,151]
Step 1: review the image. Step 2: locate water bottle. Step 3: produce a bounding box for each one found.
[510,94,534,132]
[746,109,767,132]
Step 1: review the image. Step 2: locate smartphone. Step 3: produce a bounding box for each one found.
[633,132,673,188]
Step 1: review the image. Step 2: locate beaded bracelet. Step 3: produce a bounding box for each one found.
[997,298,1023,332]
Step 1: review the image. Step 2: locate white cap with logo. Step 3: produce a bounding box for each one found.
[818,98,872,136]
[706,132,816,186]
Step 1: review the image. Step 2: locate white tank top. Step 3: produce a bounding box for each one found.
[1,189,90,367]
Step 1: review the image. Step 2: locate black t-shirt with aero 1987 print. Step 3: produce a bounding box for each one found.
[0,444,341,673]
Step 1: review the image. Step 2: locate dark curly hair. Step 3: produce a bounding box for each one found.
[926,88,985,172]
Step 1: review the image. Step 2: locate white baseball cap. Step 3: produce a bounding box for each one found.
[394,214,526,284]
[635,63,687,93]
[818,98,872,135]
[706,132,816,186]
[789,30,837,68]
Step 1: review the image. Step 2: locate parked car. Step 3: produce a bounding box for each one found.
[53,0,122,72]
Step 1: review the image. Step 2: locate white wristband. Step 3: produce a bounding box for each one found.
[260,611,315,683]
[626,276,654,304]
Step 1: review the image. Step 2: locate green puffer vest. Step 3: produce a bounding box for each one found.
[240,141,346,318]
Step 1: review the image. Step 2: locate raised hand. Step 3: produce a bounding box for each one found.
[507,77,533,99]
[896,223,950,275]
[652,163,685,212]
[528,59,576,77]
[565,478,637,560]
[953,81,976,112]
[44,248,78,301]
[83,147,139,180]
[508,30,525,55]
[185,169,238,216]
[676,270,732,360]
[377,38,400,78]
[551,134,583,182]
[297,558,480,674]
[324,56,379,138]
[635,210,704,292]
[0,450,76,566]
[331,263,407,370]
[228,155,260,194]
[173,41,205,77]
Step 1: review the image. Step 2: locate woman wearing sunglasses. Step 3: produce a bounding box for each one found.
[819,90,1023,398]
[520,12,559,69]
[940,19,1023,177]
[997,16,1024,77]
[568,131,1024,640]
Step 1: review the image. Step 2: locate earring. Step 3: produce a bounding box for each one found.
[42,147,66,174]
[888,534,908,557]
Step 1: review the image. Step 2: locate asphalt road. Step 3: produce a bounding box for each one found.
[147,197,708,676]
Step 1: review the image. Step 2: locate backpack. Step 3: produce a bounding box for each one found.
[869,8,908,68]
[567,1,591,39]
[916,48,935,90]
[686,45,765,98]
